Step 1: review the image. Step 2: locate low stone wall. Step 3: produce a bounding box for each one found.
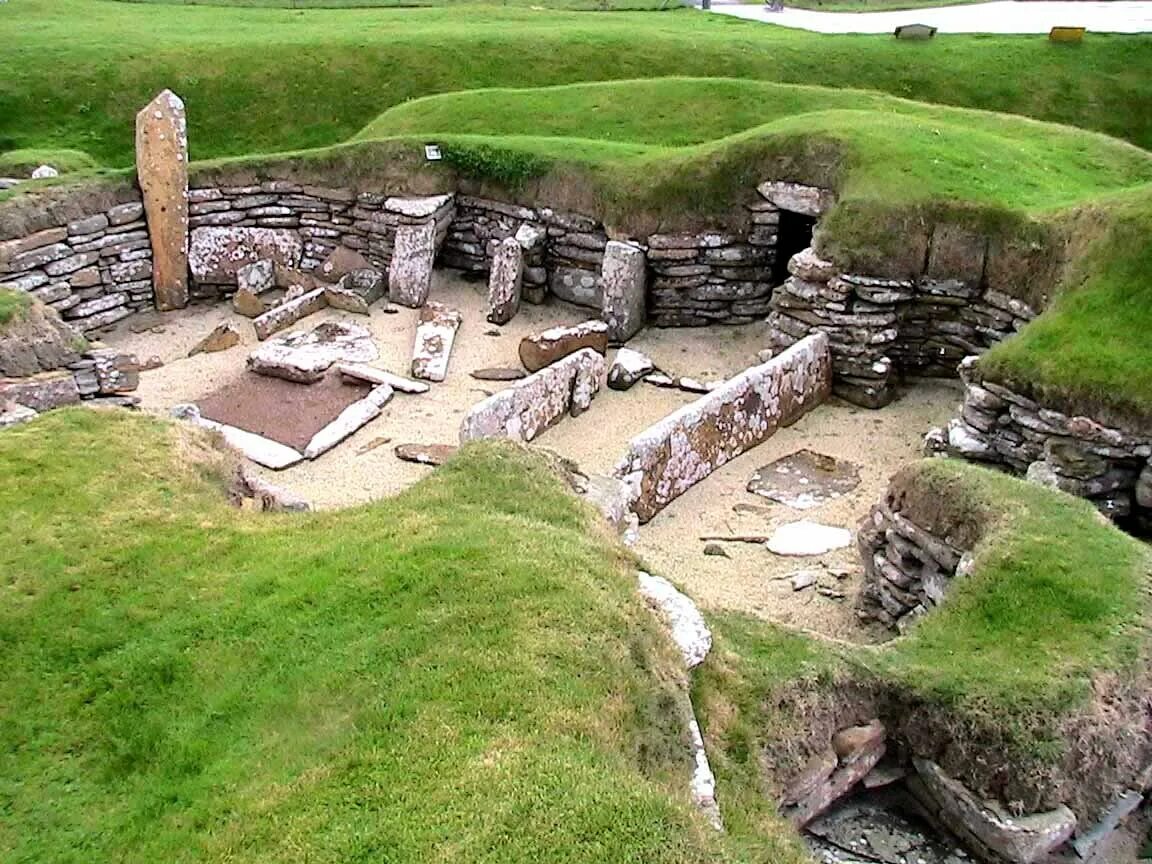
[934,357,1152,524]
[856,495,970,631]
[614,332,831,522]
[0,199,153,332]
[768,246,1036,407]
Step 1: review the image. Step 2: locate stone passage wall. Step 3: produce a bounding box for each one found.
[614,332,831,523]
[856,495,970,631]
[769,245,1036,407]
[0,200,153,332]
[935,357,1152,524]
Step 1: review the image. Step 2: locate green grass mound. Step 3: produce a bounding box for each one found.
[0,148,102,177]
[0,410,810,863]
[4,0,1152,167]
[697,459,1152,819]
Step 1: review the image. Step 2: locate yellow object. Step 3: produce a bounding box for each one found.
[1049,26,1086,43]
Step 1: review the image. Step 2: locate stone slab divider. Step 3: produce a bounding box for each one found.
[459,348,606,443]
[614,332,832,523]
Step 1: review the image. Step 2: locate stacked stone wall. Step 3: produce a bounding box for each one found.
[0,199,153,332]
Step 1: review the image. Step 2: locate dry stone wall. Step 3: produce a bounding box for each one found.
[0,199,152,332]
[933,357,1152,525]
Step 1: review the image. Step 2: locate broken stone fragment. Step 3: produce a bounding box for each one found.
[786,247,836,283]
[607,347,655,391]
[459,348,605,444]
[786,721,887,827]
[756,180,835,217]
[232,288,271,319]
[766,521,852,556]
[336,363,429,394]
[237,259,276,295]
[0,400,38,428]
[248,321,379,383]
[636,571,712,670]
[470,367,526,382]
[789,570,818,591]
[600,240,647,343]
[486,236,523,325]
[31,164,58,180]
[324,268,386,315]
[234,468,310,512]
[702,543,729,558]
[518,319,609,372]
[643,373,720,394]
[410,302,462,382]
[389,221,437,308]
[188,322,241,356]
[781,749,838,807]
[252,287,327,341]
[303,384,393,460]
[135,89,189,311]
[317,246,372,283]
[394,442,458,466]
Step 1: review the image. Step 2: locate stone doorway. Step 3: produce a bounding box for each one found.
[771,209,817,287]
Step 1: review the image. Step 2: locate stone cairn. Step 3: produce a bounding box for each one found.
[934,356,1152,524]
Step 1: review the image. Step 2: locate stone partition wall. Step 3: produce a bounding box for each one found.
[0,199,153,332]
[935,357,1152,524]
[614,332,832,522]
[768,247,1036,407]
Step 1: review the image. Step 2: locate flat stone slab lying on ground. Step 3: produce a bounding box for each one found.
[519,319,609,372]
[252,287,328,341]
[303,384,393,460]
[0,401,38,428]
[766,520,852,556]
[411,302,462,382]
[337,363,429,394]
[173,404,304,470]
[394,443,458,466]
[608,348,655,391]
[748,449,861,510]
[645,373,719,394]
[636,571,712,670]
[248,321,378,383]
[470,367,527,382]
[460,347,606,443]
[614,333,832,523]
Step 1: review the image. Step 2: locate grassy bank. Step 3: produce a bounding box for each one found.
[0,410,813,863]
[697,458,1152,818]
[3,0,1152,167]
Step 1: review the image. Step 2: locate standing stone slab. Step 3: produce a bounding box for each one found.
[136,90,189,311]
[389,221,437,308]
[600,241,647,343]
[519,319,609,372]
[486,237,523,325]
[614,333,831,523]
[411,302,462,382]
[460,348,606,444]
[252,288,327,341]
[190,227,302,286]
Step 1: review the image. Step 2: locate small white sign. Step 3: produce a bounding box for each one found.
[424,144,442,162]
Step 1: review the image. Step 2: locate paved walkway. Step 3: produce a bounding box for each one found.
[706,1,1152,34]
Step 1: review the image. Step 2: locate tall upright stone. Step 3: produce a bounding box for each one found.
[135,90,189,311]
[600,240,647,343]
[486,237,523,325]
[389,220,437,308]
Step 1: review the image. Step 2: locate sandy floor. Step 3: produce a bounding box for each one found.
[106,270,961,640]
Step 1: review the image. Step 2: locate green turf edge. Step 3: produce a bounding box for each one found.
[695,458,1152,820]
[0,286,32,326]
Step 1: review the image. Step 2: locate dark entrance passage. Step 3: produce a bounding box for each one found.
[771,209,817,286]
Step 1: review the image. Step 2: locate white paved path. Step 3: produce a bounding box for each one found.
[706,1,1152,34]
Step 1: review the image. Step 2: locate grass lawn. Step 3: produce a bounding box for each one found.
[2,0,1152,167]
[109,0,672,9]
[696,458,1152,816]
[0,409,809,864]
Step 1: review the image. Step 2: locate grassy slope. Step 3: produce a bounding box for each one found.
[697,458,1152,811]
[0,410,810,864]
[3,1,1152,167]
[0,287,31,326]
[111,0,671,9]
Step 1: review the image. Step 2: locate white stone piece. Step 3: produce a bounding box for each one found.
[172,404,303,470]
[31,165,59,179]
[237,259,276,295]
[384,194,454,219]
[766,521,852,556]
[252,287,327,341]
[0,402,38,428]
[460,348,605,443]
[336,363,430,394]
[756,180,835,217]
[411,302,462,382]
[689,714,723,831]
[600,240,647,343]
[514,223,546,252]
[636,571,712,670]
[248,321,378,383]
[607,347,655,391]
[303,385,393,459]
